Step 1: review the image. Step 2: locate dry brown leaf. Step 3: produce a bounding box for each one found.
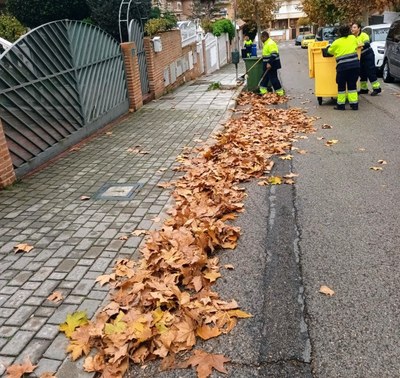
[325,139,338,146]
[297,149,308,154]
[283,172,299,178]
[223,264,234,270]
[6,359,37,378]
[119,235,129,240]
[39,373,56,378]
[279,155,293,160]
[95,273,116,286]
[80,196,90,201]
[47,291,64,303]
[317,137,325,140]
[182,350,230,378]
[14,243,33,253]
[105,131,113,136]
[370,166,383,171]
[321,124,333,129]
[152,216,161,223]
[319,285,335,296]
[196,325,222,340]
[377,160,387,165]
[131,229,148,236]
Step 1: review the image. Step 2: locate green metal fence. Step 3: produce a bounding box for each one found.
[0,20,129,177]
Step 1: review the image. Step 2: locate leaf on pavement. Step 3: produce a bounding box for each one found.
[319,285,335,296]
[6,359,37,378]
[95,273,116,286]
[131,229,148,236]
[80,196,90,201]
[279,155,293,160]
[377,160,387,165]
[321,124,333,129]
[59,311,89,338]
[39,373,57,378]
[181,349,230,378]
[370,166,383,171]
[13,243,33,253]
[297,149,308,154]
[47,291,64,303]
[223,264,234,270]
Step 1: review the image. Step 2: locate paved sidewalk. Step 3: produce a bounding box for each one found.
[0,61,245,377]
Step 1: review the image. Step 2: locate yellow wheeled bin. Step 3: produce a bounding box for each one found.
[308,42,362,105]
[308,41,336,105]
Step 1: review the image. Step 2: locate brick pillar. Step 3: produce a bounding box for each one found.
[0,121,16,188]
[143,37,156,97]
[120,42,143,112]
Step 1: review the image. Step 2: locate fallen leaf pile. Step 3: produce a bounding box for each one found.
[63,92,316,377]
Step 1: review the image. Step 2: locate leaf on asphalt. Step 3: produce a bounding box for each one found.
[358,148,366,151]
[131,229,148,236]
[284,178,295,185]
[319,285,335,296]
[279,155,293,160]
[370,166,383,171]
[298,136,308,139]
[321,124,333,129]
[47,291,64,303]
[317,137,325,140]
[284,172,299,178]
[297,149,308,154]
[377,160,387,165]
[325,139,338,146]
[258,180,269,186]
[268,176,282,185]
[181,350,230,378]
[223,264,234,270]
[6,359,37,378]
[59,311,89,338]
[13,243,33,253]
[196,324,222,340]
[106,131,113,136]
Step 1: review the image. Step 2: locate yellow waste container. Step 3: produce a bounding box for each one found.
[308,41,336,105]
[308,42,362,105]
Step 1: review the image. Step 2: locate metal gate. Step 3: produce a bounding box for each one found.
[0,20,129,177]
[205,33,219,74]
[129,19,150,95]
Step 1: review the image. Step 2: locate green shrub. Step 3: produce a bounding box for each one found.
[144,12,177,36]
[0,13,27,42]
[211,19,235,41]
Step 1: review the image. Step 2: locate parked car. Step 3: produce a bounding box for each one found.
[362,24,389,75]
[301,34,315,48]
[295,34,304,46]
[383,17,400,82]
[315,26,338,43]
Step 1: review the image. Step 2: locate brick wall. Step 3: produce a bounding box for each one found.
[0,121,16,188]
[120,42,143,112]
[144,29,200,99]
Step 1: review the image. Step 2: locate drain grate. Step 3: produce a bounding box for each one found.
[94,183,143,201]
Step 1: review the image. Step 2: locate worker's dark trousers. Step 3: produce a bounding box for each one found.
[261,62,282,91]
[360,51,377,82]
[336,67,359,105]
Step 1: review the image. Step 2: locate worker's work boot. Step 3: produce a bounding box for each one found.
[370,88,382,96]
[350,103,358,110]
[358,89,369,94]
[334,104,345,110]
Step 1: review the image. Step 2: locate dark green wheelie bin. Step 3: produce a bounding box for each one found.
[243,57,263,92]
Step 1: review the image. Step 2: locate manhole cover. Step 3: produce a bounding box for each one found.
[94,183,143,200]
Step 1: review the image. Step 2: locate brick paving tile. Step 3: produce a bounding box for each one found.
[0,62,243,376]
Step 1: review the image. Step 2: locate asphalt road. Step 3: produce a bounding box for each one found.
[281,42,400,377]
[127,44,400,378]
